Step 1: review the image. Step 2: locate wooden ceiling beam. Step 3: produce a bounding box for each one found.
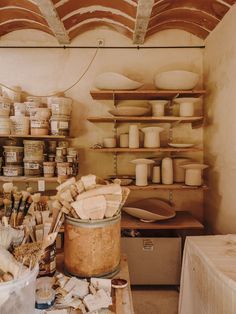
[34,0,70,44]
[133,0,155,44]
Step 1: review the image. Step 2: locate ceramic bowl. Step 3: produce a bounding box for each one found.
[123,198,176,221]
[109,106,150,116]
[94,72,143,90]
[154,70,199,90]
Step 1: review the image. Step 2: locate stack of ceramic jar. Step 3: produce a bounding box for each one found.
[47,96,72,136]
[2,145,24,177]
[23,140,44,176]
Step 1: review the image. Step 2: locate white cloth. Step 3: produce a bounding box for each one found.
[179,235,236,314]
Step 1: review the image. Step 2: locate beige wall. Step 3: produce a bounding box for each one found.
[204,4,236,233]
[0,28,204,219]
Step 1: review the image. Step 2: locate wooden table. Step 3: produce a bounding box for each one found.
[57,254,134,314]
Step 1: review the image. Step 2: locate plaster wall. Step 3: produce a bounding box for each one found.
[204,4,236,233]
[0,28,204,219]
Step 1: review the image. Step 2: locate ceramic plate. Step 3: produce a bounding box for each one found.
[109,106,150,116]
[123,198,176,221]
[168,143,195,148]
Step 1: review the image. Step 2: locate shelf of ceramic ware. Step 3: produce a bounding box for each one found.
[0,134,69,139]
[87,116,204,123]
[127,183,208,190]
[0,176,67,183]
[121,211,204,230]
[90,147,203,153]
[90,89,206,100]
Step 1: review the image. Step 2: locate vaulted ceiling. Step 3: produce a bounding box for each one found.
[0,0,236,44]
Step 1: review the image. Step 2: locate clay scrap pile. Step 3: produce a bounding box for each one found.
[53,174,130,220]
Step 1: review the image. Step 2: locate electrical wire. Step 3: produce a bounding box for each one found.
[0,46,99,98]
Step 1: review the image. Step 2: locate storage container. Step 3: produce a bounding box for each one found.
[121,235,181,284]
[10,116,30,135]
[24,160,43,176]
[23,140,44,161]
[0,117,11,135]
[64,214,121,277]
[49,97,72,116]
[56,162,71,179]
[3,146,24,165]
[50,116,70,136]
[43,162,55,178]
[14,102,26,116]
[0,265,38,314]
[47,141,57,154]
[3,165,24,176]
[30,119,49,136]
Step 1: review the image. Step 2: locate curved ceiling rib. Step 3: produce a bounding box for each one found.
[68,19,133,41]
[0,8,48,26]
[0,0,41,14]
[149,9,219,32]
[0,20,53,37]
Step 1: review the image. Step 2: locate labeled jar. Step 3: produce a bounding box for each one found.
[3,165,23,177]
[30,119,49,136]
[24,160,43,176]
[10,116,30,135]
[47,141,57,154]
[14,102,26,116]
[0,117,11,135]
[24,140,44,161]
[56,162,71,179]
[3,146,24,165]
[43,162,56,178]
[50,116,70,136]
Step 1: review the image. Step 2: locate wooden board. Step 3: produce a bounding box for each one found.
[90,89,206,100]
[87,116,204,123]
[0,135,66,139]
[0,176,64,183]
[121,211,204,230]
[90,147,203,153]
[128,183,208,190]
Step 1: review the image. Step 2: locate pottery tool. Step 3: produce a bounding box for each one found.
[2,182,14,218]
[16,190,30,226]
[10,191,22,227]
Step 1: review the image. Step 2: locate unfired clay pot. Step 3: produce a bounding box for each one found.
[161,157,173,184]
[148,100,169,117]
[129,125,139,148]
[173,157,191,183]
[141,127,164,148]
[131,159,155,186]
[181,163,208,186]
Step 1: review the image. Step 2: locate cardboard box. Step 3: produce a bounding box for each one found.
[121,236,181,285]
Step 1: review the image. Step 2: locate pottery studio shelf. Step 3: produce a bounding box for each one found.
[127,183,208,191]
[90,89,206,100]
[90,147,203,153]
[0,176,65,183]
[0,135,67,139]
[121,211,204,230]
[87,116,203,123]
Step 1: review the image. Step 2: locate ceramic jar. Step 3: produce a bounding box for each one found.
[173,157,191,182]
[119,133,129,148]
[152,166,161,183]
[161,157,173,184]
[129,125,139,148]
[131,159,155,186]
[103,137,116,148]
[141,127,164,148]
[149,100,168,117]
[181,163,208,186]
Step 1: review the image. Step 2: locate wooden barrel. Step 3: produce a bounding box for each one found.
[64,214,121,278]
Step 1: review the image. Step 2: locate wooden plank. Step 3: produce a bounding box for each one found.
[90,147,203,152]
[121,211,204,230]
[34,0,70,44]
[0,176,64,183]
[128,183,208,191]
[87,116,203,123]
[0,135,66,139]
[90,89,206,100]
[133,0,155,44]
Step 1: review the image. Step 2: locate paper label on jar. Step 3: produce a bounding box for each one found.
[59,121,69,129]
[25,163,39,169]
[6,152,17,162]
[51,121,58,132]
[5,169,18,176]
[58,167,67,175]
[31,120,48,128]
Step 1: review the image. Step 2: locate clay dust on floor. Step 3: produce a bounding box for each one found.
[131,286,179,314]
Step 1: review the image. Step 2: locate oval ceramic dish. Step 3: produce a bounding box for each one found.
[109,106,150,116]
[94,72,143,90]
[123,198,176,221]
[154,70,199,90]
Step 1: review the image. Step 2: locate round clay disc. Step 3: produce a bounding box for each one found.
[111,278,128,289]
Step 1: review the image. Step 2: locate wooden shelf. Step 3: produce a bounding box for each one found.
[0,135,67,139]
[90,147,203,153]
[90,89,206,100]
[127,183,208,190]
[121,211,204,230]
[0,176,64,183]
[87,116,203,123]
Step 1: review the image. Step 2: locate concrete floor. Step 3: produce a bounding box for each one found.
[131,286,179,314]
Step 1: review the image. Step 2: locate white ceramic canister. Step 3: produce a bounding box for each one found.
[161,157,173,184]
[3,165,23,177]
[103,137,116,148]
[152,166,161,183]
[141,127,164,148]
[23,160,43,176]
[129,125,139,148]
[3,146,24,165]
[0,102,10,116]
[50,116,70,136]
[0,117,11,135]
[119,133,129,148]
[173,157,191,183]
[149,100,168,117]
[50,97,72,116]
[56,162,71,179]
[181,163,208,186]
[14,102,26,116]
[43,162,56,178]
[131,159,155,186]
[10,116,30,135]
[23,140,44,161]
[30,119,49,136]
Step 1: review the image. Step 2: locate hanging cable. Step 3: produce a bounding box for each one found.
[0,46,99,98]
